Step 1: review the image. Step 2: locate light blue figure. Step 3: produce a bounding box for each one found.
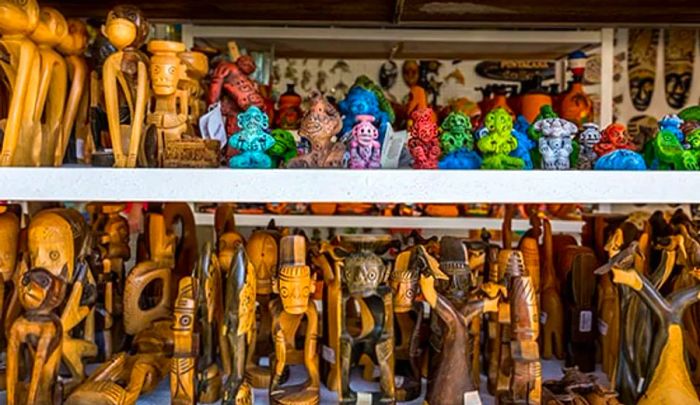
[228,106,275,168]
[659,114,685,143]
[438,149,482,169]
[594,149,647,170]
[510,116,535,169]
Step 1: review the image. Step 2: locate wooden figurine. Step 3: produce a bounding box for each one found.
[245,228,279,388]
[214,204,245,274]
[178,51,209,131]
[55,18,88,165]
[30,7,69,166]
[540,216,565,359]
[101,5,150,168]
[286,92,345,168]
[269,235,320,405]
[562,247,598,372]
[0,0,41,166]
[596,244,700,405]
[222,243,256,405]
[0,205,21,350]
[6,267,67,405]
[147,40,218,167]
[170,276,197,405]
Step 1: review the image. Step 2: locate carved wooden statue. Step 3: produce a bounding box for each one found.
[221,243,256,405]
[540,216,565,359]
[0,205,21,357]
[562,247,598,372]
[55,18,88,165]
[6,267,67,405]
[30,7,69,166]
[101,5,150,167]
[178,51,208,130]
[269,235,320,405]
[215,204,245,274]
[171,276,197,405]
[0,0,41,166]
[596,243,700,405]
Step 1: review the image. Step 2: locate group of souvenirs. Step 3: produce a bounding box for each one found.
[1,202,698,404]
[1,0,698,170]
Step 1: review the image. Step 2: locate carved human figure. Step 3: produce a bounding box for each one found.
[534,117,577,170]
[214,204,245,274]
[269,235,320,405]
[177,51,208,130]
[0,0,41,166]
[0,206,20,351]
[286,93,345,168]
[348,114,381,169]
[55,18,88,165]
[540,216,565,360]
[170,276,197,405]
[577,123,602,170]
[408,107,440,169]
[101,5,150,167]
[593,123,636,157]
[228,106,275,168]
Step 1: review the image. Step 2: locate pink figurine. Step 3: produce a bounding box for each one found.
[408,108,441,169]
[348,115,382,169]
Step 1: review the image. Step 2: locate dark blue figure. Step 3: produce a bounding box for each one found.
[438,150,482,169]
[338,87,391,140]
[659,114,685,144]
[510,116,535,169]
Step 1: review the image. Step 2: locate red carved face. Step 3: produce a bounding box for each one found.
[601,123,629,147]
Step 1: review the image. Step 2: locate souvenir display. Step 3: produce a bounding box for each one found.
[534,115,578,170]
[438,111,481,169]
[338,75,395,139]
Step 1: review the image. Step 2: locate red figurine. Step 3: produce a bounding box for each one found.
[408,108,441,169]
[593,123,637,157]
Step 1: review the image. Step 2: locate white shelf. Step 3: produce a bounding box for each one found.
[0,168,696,203]
[194,213,584,233]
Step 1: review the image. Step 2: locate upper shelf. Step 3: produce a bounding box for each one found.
[0,168,697,203]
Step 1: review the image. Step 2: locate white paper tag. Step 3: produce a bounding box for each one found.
[76,138,85,160]
[395,375,405,388]
[322,345,336,364]
[579,310,593,332]
[422,301,431,319]
[637,378,645,393]
[464,390,482,405]
[598,319,609,336]
[357,392,372,405]
[540,311,548,325]
[258,356,270,367]
[199,102,227,150]
[381,127,407,169]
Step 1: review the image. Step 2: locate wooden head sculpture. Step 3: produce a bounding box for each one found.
[149,40,186,97]
[30,7,68,48]
[215,204,244,273]
[102,5,149,52]
[275,235,315,314]
[0,0,39,36]
[390,249,420,313]
[19,266,67,314]
[28,209,87,280]
[57,18,88,56]
[0,207,21,283]
[437,236,472,304]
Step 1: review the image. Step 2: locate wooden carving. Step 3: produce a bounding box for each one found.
[55,18,88,165]
[215,204,245,275]
[269,235,320,405]
[221,243,255,405]
[162,203,198,287]
[30,7,69,166]
[562,247,597,372]
[171,276,197,405]
[313,241,342,393]
[101,5,150,168]
[0,205,21,360]
[0,0,41,166]
[540,216,565,359]
[178,51,208,130]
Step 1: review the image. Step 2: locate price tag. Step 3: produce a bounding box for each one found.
[598,319,609,336]
[395,375,405,388]
[636,378,645,393]
[464,391,482,405]
[579,310,593,332]
[322,345,336,364]
[373,365,381,378]
[357,392,373,405]
[381,127,407,169]
[258,356,270,367]
[422,301,431,319]
[76,138,85,160]
[540,311,548,325]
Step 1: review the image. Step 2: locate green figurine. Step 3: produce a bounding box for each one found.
[440,111,474,154]
[269,129,298,167]
[646,128,699,170]
[477,108,525,170]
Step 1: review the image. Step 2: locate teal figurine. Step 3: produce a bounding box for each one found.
[477,107,525,169]
[438,111,481,169]
[228,106,276,168]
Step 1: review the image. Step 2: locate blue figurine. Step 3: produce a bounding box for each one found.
[510,116,535,169]
[659,114,685,143]
[594,149,647,170]
[228,106,276,168]
[438,149,482,169]
[338,86,391,139]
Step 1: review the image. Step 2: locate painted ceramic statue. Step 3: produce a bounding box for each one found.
[338,75,394,139]
[438,111,481,169]
[228,106,275,168]
[594,123,636,157]
[286,92,345,168]
[646,125,698,170]
[511,115,535,169]
[594,150,647,170]
[477,107,524,169]
[659,114,684,143]
[275,83,303,130]
[408,108,441,169]
[348,115,381,169]
[535,117,578,170]
[577,123,602,169]
[560,51,593,127]
[269,129,297,167]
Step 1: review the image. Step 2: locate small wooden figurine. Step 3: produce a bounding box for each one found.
[540,216,565,359]
[269,235,320,405]
[214,204,245,274]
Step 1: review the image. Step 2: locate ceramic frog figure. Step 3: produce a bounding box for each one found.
[228,106,275,168]
[535,117,578,169]
[268,129,297,167]
[440,111,474,154]
[648,128,698,170]
[577,123,602,169]
[477,107,525,169]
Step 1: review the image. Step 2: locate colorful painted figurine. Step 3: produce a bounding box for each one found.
[594,150,647,170]
[560,51,593,127]
[348,115,381,169]
[275,83,303,130]
[338,75,394,138]
[511,116,536,169]
[659,114,685,143]
[269,235,320,405]
[102,5,150,168]
[269,129,297,167]
[535,117,577,169]
[286,93,345,168]
[646,126,698,170]
[438,110,482,169]
[477,107,525,169]
[228,106,275,168]
[408,108,441,169]
[577,123,602,169]
[594,123,636,157]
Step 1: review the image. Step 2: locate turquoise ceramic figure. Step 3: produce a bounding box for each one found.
[477,108,524,170]
[228,106,275,168]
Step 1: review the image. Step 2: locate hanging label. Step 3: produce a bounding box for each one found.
[579,310,593,332]
[76,138,85,160]
[357,392,373,405]
[258,356,270,367]
[540,311,548,325]
[322,345,336,364]
[199,102,227,149]
[637,378,645,393]
[598,319,609,336]
[395,375,405,388]
[464,391,482,405]
[422,301,431,319]
[381,127,407,169]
